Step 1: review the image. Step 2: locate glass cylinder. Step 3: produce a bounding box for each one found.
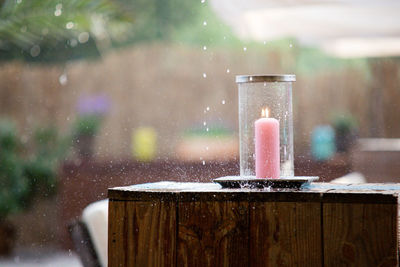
[236,75,295,178]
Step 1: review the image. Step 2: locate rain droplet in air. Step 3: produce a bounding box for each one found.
[206,146,209,151]
[289,43,293,48]
[206,128,209,132]
[66,22,74,29]
[206,106,210,111]
[30,45,40,57]
[203,21,207,26]
[222,100,226,104]
[202,160,206,165]
[226,69,230,73]
[243,47,247,51]
[203,46,207,51]
[70,39,78,47]
[202,73,207,78]
[201,0,205,3]
[54,9,62,16]
[16,0,22,4]
[263,41,267,45]
[203,121,207,126]
[264,82,267,86]
[78,32,89,43]
[59,73,68,86]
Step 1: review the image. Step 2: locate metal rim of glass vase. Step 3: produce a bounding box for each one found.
[236,74,296,83]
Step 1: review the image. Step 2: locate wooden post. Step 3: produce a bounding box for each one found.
[108,183,400,267]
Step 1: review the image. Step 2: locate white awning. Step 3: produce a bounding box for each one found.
[210,0,400,58]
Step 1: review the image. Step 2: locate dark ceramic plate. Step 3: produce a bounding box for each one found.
[213,176,319,189]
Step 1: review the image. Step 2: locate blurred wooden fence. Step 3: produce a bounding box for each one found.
[0,44,399,159]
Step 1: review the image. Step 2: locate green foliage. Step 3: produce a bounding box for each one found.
[0,120,29,217]
[332,113,358,135]
[184,126,233,138]
[0,119,68,218]
[0,0,132,62]
[72,114,102,137]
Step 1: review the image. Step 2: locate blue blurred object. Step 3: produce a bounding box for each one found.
[311,125,336,161]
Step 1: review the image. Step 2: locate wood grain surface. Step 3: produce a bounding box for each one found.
[250,202,322,267]
[108,182,400,266]
[108,200,176,267]
[323,203,398,267]
[178,201,249,267]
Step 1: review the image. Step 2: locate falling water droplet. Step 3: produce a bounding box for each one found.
[226,69,230,73]
[203,46,207,50]
[78,32,89,43]
[243,47,247,51]
[289,43,293,48]
[30,45,40,57]
[203,121,207,126]
[222,100,226,104]
[59,73,68,85]
[201,0,205,3]
[66,22,74,29]
[70,38,78,47]
[202,73,207,78]
[206,146,209,151]
[264,82,267,86]
[206,106,210,111]
[206,128,209,132]
[54,9,62,16]
[202,160,206,165]
[263,41,267,45]
[203,21,207,26]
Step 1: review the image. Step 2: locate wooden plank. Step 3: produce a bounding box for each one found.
[109,182,400,203]
[108,200,127,267]
[108,200,176,267]
[178,201,249,267]
[323,203,398,267]
[250,202,322,267]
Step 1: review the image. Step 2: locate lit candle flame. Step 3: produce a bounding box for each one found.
[261,108,269,118]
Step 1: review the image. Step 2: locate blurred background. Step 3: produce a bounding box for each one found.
[0,0,400,266]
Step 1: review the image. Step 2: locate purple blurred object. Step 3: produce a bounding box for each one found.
[77,94,110,115]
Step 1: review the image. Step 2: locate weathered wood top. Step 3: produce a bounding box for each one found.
[108,181,400,203]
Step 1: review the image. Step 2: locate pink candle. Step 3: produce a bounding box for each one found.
[255,108,280,178]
